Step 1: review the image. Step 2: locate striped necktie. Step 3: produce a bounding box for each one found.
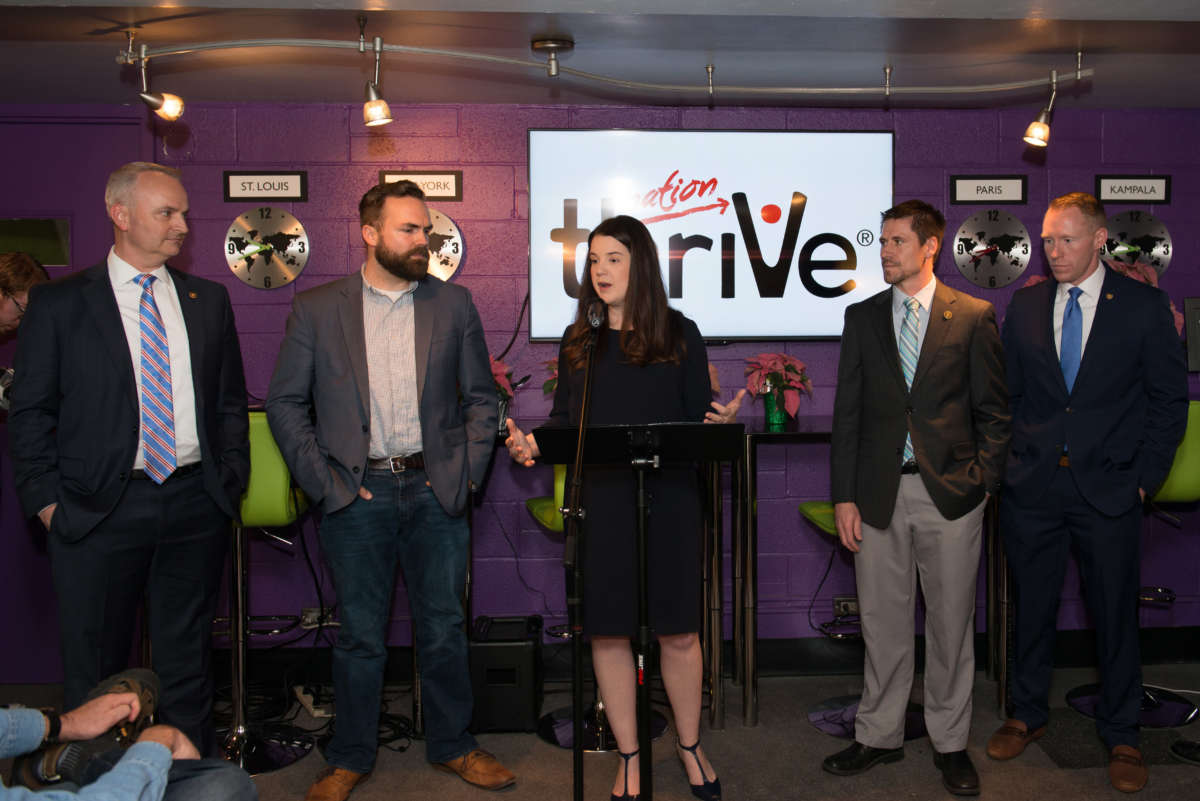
[135,274,176,483]
[899,296,920,463]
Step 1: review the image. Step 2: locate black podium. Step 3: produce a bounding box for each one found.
[535,421,743,801]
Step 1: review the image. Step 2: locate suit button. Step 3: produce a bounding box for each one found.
[119,472,127,481]
[362,425,368,432]
[1065,407,1072,413]
[352,466,359,473]
[905,407,913,414]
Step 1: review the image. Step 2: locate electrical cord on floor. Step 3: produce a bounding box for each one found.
[807,545,837,635]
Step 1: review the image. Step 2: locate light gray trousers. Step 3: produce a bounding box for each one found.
[853,473,985,752]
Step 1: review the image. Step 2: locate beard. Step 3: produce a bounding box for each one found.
[376,241,429,282]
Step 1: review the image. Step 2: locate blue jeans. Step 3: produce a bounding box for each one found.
[319,469,477,771]
[84,747,258,801]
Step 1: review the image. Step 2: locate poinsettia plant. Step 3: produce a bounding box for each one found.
[744,352,814,418]
[541,359,559,395]
[491,355,515,400]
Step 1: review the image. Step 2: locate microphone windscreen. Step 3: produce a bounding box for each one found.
[587,300,606,329]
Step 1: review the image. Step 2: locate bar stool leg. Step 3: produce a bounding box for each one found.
[221,524,313,773]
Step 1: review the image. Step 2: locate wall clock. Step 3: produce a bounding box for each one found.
[951,209,1031,289]
[225,206,309,289]
[426,208,464,281]
[1104,210,1173,276]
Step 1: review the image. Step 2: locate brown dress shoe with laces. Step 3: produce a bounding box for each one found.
[435,749,516,790]
[1109,745,1148,793]
[305,766,369,801]
[986,720,1046,760]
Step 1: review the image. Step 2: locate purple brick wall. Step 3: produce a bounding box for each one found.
[1,102,1197,683]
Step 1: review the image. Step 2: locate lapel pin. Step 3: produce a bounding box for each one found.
[1105,292,1114,300]
[943,310,952,320]
[188,291,198,299]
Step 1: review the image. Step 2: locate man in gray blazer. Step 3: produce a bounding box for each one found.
[825,200,1010,796]
[265,180,510,801]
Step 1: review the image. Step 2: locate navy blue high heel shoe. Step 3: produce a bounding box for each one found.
[611,748,640,801]
[677,738,721,801]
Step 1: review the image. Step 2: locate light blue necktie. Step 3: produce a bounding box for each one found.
[1060,287,1083,393]
[135,274,176,483]
[899,296,920,463]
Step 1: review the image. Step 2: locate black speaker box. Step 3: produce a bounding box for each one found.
[469,615,543,732]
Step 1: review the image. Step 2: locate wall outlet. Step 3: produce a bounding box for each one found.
[300,607,337,629]
[832,595,859,617]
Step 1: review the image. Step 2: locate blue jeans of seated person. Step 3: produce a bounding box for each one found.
[319,469,477,773]
[82,748,258,801]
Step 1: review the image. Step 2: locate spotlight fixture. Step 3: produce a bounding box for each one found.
[1023,69,1058,148]
[531,37,574,78]
[117,23,1095,113]
[363,35,392,127]
[136,43,184,122]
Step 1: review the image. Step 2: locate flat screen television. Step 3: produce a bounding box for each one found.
[528,129,894,341]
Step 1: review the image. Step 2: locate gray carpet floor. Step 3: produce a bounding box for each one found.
[5,665,1200,800]
[256,664,1200,801]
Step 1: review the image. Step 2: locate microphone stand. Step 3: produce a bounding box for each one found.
[563,308,603,801]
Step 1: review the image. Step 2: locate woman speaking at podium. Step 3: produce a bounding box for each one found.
[506,215,742,800]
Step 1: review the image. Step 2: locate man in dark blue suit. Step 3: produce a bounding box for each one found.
[9,162,250,757]
[987,192,1187,793]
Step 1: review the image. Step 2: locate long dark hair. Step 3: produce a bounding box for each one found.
[561,215,683,370]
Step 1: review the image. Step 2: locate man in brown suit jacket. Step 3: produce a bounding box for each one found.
[825,200,1010,796]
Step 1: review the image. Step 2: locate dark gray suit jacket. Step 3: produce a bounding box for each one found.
[831,281,1011,529]
[265,273,496,516]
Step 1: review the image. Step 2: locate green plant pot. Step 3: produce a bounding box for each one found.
[763,392,787,430]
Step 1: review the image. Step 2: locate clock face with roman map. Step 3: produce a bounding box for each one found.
[426,208,464,281]
[951,209,1032,289]
[1104,210,1173,276]
[225,207,309,290]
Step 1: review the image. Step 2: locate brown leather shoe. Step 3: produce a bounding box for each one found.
[435,749,516,790]
[1109,745,1148,793]
[305,767,368,801]
[986,720,1046,760]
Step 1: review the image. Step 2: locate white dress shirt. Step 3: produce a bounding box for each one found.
[891,275,938,356]
[1053,263,1106,359]
[107,248,200,469]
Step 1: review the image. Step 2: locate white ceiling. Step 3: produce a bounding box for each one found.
[2,1,1199,109]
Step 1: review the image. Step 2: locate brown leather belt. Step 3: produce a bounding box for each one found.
[1059,454,1070,467]
[130,462,202,481]
[900,460,919,475]
[368,452,425,473]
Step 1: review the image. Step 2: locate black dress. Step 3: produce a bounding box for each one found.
[548,311,712,636]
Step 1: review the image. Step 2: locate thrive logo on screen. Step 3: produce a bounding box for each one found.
[528,130,894,340]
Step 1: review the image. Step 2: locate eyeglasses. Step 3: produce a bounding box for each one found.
[8,295,26,318]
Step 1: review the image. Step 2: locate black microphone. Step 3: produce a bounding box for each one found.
[586,300,606,330]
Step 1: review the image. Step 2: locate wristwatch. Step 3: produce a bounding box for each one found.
[41,708,61,745]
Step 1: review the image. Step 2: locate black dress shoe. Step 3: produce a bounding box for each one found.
[933,750,980,796]
[1170,739,1200,766]
[822,742,904,776]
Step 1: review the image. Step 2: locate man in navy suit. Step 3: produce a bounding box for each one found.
[9,162,250,757]
[987,192,1187,793]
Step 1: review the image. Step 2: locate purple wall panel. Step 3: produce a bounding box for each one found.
[2,101,1199,685]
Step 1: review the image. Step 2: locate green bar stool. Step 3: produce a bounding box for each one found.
[221,410,313,773]
[525,463,567,533]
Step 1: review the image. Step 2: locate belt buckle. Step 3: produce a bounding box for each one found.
[388,456,406,473]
